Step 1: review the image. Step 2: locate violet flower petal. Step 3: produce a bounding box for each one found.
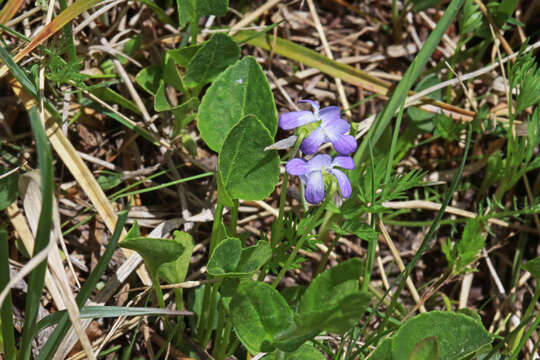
[305,170,325,204]
[299,99,320,112]
[332,134,357,155]
[286,158,308,176]
[279,111,316,130]
[318,106,341,123]
[300,128,327,155]
[307,154,332,172]
[331,169,352,198]
[322,118,350,138]
[332,156,355,170]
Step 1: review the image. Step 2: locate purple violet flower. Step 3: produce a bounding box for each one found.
[278,100,357,155]
[286,154,354,204]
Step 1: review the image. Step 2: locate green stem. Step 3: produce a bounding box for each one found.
[211,298,226,359]
[151,272,172,332]
[315,209,338,275]
[198,200,224,342]
[202,282,220,347]
[271,172,289,247]
[212,299,231,360]
[210,201,225,255]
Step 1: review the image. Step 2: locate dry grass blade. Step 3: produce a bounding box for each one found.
[378,218,427,313]
[306,0,351,116]
[0,241,52,309]
[18,170,96,360]
[0,0,107,78]
[6,202,67,310]
[0,0,25,25]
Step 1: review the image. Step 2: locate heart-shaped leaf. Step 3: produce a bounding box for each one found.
[391,311,492,360]
[185,33,240,89]
[263,343,326,360]
[370,338,393,360]
[298,258,370,333]
[218,114,280,200]
[409,337,439,360]
[178,0,229,27]
[120,233,184,278]
[231,280,294,354]
[158,231,194,285]
[198,56,277,152]
[207,237,271,277]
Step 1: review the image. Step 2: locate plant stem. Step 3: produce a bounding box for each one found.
[210,201,225,255]
[271,172,289,247]
[202,282,220,347]
[315,209,337,275]
[198,200,224,343]
[151,272,172,332]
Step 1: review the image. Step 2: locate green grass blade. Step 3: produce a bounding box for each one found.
[111,172,213,199]
[0,226,17,358]
[36,306,192,333]
[37,209,129,360]
[354,0,466,164]
[18,107,54,360]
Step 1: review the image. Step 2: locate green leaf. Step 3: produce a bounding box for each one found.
[135,64,162,95]
[407,74,442,132]
[370,338,393,360]
[178,0,229,27]
[298,258,369,333]
[158,231,194,285]
[120,236,184,277]
[231,280,294,354]
[207,237,242,276]
[455,219,485,270]
[281,286,306,313]
[522,257,540,281]
[185,33,240,89]
[97,171,122,190]
[412,0,442,11]
[154,80,174,112]
[90,87,141,115]
[0,167,18,211]
[168,45,202,68]
[218,114,280,200]
[495,0,518,25]
[391,311,492,360]
[163,51,186,92]
[216,171,234,207]
[198,56,278,152]
[207,237,271,277]
[263,343,326,360]
[409,337,439,360]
